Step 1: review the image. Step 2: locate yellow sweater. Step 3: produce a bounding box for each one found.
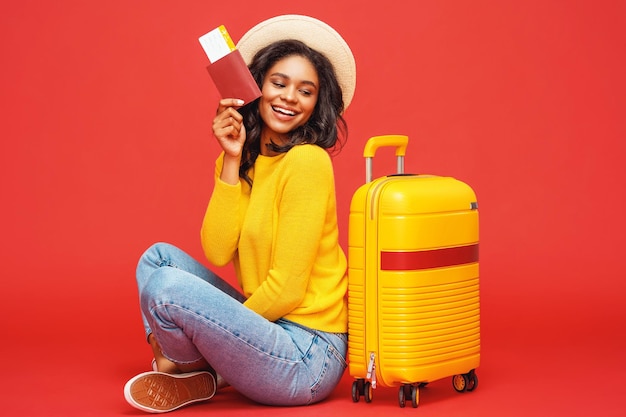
[201,144,348,333]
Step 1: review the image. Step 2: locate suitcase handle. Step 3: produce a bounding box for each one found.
[363,135,409,183]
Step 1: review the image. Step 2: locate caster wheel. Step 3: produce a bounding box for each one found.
[364,381,373,403]
[352,380,361,402]
[410,385,419,408]
[467,371,479,392]
[398,385,406,408]
[398,385,419,408]
[452,374,469,393]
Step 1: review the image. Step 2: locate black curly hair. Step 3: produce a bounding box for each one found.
[237,39,348,186]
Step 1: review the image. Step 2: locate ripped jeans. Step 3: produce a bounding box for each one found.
[134,242,347,405]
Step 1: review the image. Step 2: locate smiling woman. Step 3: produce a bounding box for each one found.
[259,54,320,149]
[123,14,358,414]
[236,37,350,184]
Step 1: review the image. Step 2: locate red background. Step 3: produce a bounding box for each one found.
[1,1,624,415]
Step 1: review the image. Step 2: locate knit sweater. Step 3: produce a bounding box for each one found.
[201,144,348,333]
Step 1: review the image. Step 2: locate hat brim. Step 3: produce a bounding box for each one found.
[236,14,356,111]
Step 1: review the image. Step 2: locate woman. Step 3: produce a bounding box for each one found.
[124,15,356,413]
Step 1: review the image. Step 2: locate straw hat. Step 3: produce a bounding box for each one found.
[237,14,356,110]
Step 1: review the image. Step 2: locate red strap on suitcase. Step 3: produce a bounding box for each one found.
[380,244,479,271]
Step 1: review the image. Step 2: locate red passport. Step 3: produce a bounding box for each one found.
[206,50,262,105]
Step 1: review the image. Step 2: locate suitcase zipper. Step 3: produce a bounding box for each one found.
[368,178,392,220]
[366,352,377,388]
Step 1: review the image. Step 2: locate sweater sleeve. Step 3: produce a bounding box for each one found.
[200,153,243,267]
[243,146,334,321]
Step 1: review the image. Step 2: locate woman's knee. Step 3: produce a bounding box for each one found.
[140,242,176,265]
[136,242,176,287]
[139,267,180,309]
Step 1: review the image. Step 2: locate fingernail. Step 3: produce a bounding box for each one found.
[235,99,244,106]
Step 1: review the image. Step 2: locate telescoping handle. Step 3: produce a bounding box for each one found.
[363,135,409,183]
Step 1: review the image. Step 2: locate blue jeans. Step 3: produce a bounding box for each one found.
[135,242,347,406]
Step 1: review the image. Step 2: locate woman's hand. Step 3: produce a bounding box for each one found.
[212,98,246,185]
[212,98,246,158]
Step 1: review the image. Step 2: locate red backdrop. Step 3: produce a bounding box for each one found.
[1,1,624,415]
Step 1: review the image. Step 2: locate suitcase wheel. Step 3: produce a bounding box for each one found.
[398,384,419,408]
[352,379,373,403]
[351,380,362,402]
[452,369,478,393]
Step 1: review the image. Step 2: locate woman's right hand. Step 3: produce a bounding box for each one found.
[212,98,246,158]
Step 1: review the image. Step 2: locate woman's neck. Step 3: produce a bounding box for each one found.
[260,130,289,156]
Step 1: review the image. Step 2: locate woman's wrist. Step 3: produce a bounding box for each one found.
[220,154,241,185]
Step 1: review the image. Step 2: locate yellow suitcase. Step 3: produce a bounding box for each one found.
[348,135,480,408]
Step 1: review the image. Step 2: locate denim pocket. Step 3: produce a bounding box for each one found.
[277,320,348,404]
[308,335,347,404]
[278,319,316,360]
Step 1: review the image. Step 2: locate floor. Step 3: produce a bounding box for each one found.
[2,267,623,417]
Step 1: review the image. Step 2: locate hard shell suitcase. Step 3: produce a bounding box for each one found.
[348,135,480,408]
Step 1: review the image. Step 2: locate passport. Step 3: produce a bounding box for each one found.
[199,25,262,105]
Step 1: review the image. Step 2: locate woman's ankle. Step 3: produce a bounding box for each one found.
[148,333,181,374]
[154,357,181,374]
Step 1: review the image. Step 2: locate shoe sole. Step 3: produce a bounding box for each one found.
[124,371,216,413]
